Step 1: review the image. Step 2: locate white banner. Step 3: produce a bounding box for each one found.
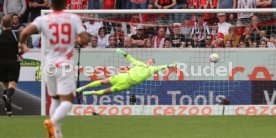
[69,105,276,116]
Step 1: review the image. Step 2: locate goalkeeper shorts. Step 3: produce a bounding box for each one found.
[109,73,132,92]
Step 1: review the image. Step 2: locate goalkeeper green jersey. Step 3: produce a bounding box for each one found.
[125,55,167,85]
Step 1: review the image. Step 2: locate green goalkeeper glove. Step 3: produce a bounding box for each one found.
[168,62,177,68]
[116,48,127,56]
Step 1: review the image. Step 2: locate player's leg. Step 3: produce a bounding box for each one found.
[50,93,74,138]
[76,77,111,93]
[83,87,112,96]
[44,74,59,138]
[47,66,76,138]
[83,74,131,96]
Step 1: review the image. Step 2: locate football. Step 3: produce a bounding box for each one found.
[209,53,220,63]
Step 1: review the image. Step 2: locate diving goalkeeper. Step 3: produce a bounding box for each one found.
[76,48,177,96]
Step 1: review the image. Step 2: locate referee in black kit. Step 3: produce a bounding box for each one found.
[0,16,28,116]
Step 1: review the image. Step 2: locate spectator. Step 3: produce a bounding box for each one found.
[250,41,258,48]
[169,24,186,48]
[224,40,232,48]
[142,3,158,24]
[224,27,241,48]
[256,0,272,21]
[217,0,236,9]
[259,39,267,48]
[103,0,115,9]
[90,35,98,48]
[129,14,141,34]
[3,0,26,17]
[113,23,126,47]
[152,27,166,48]
[144,38,152,48]
[11,14,24,31]
[237,0,256,20]
[84,14,103,36]
[187,0,200,8]
[29,0,48,21]
[238,40,247,48]
[155,0,177,25]
[190,14,209,41]
[204,34,213,48]
[21,0,30,23]
[142,3,158,38]
[116,0,130,9]
[235,19,245,37]
[217,12,231,40]
[88,0,100,9]
[131,0,149,9]
[259,30,269,42]
[106,35,118,48]
[97,27,109,48]
[131,24,147,47]
[200,0,218,25]
[66,0,88,9]
[267,34,276,48]
[256,0,272,8]
[123,37,134,48]
[180,20,193,37]
[164,38,172,48]
[241,25,255,47]
[174,0,188,23]
[252,14,275,37]
[186,41,193,48]
[191,34,202,47]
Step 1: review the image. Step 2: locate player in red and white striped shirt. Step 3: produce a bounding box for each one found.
[19,0,89,138]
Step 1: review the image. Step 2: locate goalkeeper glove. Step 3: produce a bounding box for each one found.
[116,48,127,56]
[168,62,177,68]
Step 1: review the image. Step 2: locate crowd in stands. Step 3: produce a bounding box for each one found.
[0,0,275,48]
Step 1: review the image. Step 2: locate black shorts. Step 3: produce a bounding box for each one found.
[0,60,20,83]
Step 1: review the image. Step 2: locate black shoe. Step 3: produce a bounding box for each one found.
[2,95,8,110]
[2,95,12,116]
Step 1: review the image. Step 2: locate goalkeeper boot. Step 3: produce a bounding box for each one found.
[76,87,85,93]
[44,119,55,138]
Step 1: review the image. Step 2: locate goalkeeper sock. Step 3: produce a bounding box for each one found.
[50,98,60,117]
[7,88,15,98]
[86,80,101,88]
[51,101,72,125]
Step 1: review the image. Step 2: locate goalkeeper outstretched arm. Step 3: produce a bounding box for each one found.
[152,63,177,73]
[116,48,147,67]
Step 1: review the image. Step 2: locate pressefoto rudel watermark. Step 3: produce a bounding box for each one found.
[43,62,233,78]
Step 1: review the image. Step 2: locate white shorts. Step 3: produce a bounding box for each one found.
[45,64,76,97]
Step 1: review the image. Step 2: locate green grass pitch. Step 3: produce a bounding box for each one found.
[0,116,275,138]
